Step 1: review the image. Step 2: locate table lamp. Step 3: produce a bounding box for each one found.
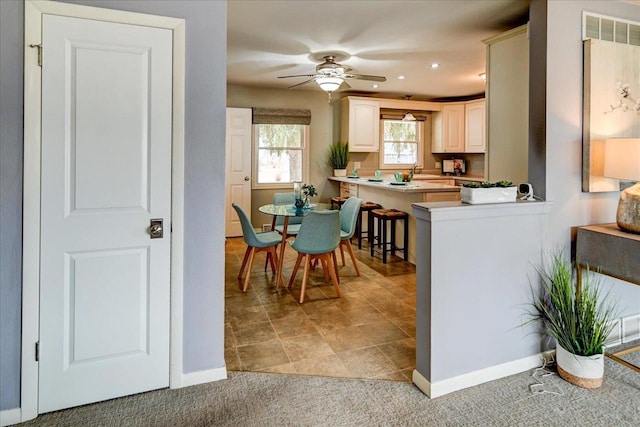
[603,137,640,234]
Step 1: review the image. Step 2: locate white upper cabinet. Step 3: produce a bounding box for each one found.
[432,100,485,153]
[464,99,486,153]
[341,97,380,152]
[432,103,465,153]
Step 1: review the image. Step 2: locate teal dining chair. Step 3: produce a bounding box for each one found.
[337,196,362,278]
[232,203,282,292]
[272,192,304,237]
[287,210,341,303]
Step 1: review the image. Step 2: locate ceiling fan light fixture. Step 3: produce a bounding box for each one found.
[402,112,416,122]
[316,76,343,92]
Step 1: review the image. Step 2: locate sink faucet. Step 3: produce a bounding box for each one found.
[412,163,418,176]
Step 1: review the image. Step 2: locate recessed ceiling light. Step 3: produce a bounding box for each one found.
[371,84,378,88]
[398,75,405,80]
[430,63,440,69]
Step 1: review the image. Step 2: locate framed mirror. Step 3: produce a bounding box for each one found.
[582,39,640,192]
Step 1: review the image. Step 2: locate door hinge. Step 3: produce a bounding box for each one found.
[29,44,42,67]
[35,341,40,362]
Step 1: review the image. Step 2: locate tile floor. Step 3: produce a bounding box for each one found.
[224,236,416,382]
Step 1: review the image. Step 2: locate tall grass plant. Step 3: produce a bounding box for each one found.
[526,252,619,356]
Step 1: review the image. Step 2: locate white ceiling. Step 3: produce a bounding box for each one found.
[227,0,530,101]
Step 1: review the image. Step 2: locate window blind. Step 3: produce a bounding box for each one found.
[252,108,311,125]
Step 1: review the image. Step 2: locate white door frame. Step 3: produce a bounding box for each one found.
[22,1,185,422]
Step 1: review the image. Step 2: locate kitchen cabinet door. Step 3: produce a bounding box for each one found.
[465,100,486,152]
[341,97,380,152]
[432,103,465,153]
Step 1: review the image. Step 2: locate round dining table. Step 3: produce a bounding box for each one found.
[258,202,333,287]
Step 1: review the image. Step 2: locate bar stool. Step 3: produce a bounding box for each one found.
[330,196,349,210]
[355,202,382,249]
[370,209,409,263]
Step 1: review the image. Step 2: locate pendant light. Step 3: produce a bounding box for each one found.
[402,95,416,121]
[402,111,416,121]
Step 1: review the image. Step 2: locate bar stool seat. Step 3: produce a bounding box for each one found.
[370,209,409,263]
[356,202,383,249]
[331,196,349,210]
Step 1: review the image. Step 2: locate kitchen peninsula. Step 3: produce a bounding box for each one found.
[329,176,461,263]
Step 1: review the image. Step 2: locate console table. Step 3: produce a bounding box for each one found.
[576,223,640,372]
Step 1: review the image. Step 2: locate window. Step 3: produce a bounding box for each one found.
[379,119,423,169]
[253,123,309,188]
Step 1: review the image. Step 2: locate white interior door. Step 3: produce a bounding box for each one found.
[225,107,252,237]
[39,14,173,413]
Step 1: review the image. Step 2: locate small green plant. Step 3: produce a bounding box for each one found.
[327,141,349,169]
[463,180,514,188]
[302,183,317,200]
[525,252,619,357]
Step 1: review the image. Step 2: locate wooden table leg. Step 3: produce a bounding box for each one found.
[276,216,288,289]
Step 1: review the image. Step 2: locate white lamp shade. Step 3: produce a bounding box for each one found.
[604,138,640,181]
[402,112,416,121]
[316,76,342,92]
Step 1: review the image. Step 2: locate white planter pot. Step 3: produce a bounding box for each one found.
[460,186,517,204]
[334,169,347,177]
[556,344,604,389]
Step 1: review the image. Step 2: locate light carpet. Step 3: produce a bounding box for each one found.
[16,348,640,427]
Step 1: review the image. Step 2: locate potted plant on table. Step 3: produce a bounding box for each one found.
[327,141,349,177]
[525,252,619,389]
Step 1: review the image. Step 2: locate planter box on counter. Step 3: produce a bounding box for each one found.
[461,186,517,204]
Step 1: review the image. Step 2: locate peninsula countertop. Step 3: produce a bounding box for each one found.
[328,176,460,193]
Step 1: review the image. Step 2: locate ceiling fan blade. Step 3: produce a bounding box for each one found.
[278,74,317,79]
[344,73,387,82]
[287,78,317,89]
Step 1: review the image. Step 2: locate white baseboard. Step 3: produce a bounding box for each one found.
[0,407,22,427]
[173,366,228,389]
[412,351,551,399]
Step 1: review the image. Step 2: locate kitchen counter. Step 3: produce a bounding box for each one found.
[329,176,460,193]
[328,176,461,264]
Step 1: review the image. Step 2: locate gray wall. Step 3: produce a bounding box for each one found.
[0,0,227,411]
[0,0,24,412]
[543,0,640,313]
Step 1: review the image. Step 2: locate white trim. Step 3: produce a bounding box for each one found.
[180,367,228,388]
[0,408,22,427]
[22,1,185,421]
[412,351,554,398]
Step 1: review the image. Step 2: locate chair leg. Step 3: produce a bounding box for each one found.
[343,239,361,276]
[299,254,311,304]
[242,247,256,292]
[238,246,251,280]
[267,246,278,275]
[332,250,340,285]
[339,244,346,266]
[321,256,330,282]
[326,253,342,298]
[288,253,304,289]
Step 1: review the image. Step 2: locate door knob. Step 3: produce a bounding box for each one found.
[149,218,164,239]
[244,176,250,181]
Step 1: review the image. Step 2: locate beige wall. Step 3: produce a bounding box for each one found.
[227,84,339,227]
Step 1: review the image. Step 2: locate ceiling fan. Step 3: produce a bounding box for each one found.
[278,55,386,100]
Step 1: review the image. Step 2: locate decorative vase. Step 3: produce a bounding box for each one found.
[556,344,604,389]
[334,169,347,177]
[460,186,517,204]
[294,198,305,209]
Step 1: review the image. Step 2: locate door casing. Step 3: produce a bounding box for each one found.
[22,0,185,422]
